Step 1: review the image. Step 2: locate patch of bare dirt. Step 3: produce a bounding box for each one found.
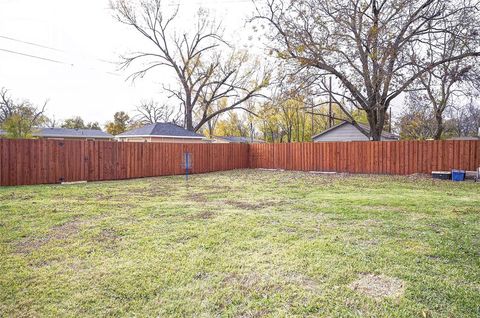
[349,274,405,299]
[184,210,216,220]
[224,200,267,210]
[125,184,179,198]
[190,193,209,203]
[96,228,121,245]
[15,219,83,254]
[222,272,280,292]
[223,199,286,211]
[188,188,228,203]
[451,207,479,215]
[283,272,320,291]
[197,211,216,219]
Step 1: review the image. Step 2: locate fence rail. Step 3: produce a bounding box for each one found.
[0,139,249,186]
[249,140,480,175]
[1,139,479,186]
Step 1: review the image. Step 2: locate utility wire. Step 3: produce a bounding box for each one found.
[0,34,64,52]
[0,34,121,76]
[0,34,116,65]
[0,48,122,77]
[0,48,72,65]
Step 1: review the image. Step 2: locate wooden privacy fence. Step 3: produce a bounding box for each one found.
[1,139,479,186]
[0,139,249,186]
[250,140,480,175]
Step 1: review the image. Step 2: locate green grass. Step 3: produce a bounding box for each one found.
[1,170,479,317]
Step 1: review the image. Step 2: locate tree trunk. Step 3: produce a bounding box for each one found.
[434,113,444,140]
[185,106,194,131]
[366,104,388,141]
[370,128,381,141]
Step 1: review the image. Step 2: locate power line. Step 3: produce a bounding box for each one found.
[0,34,64,52]
[0,47,122,77]
[0,34,116,65]
[0,48,71,65]
[0,34,121,76]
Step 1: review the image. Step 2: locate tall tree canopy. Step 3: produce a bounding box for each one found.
[112,0,270,132]
[61,117,101,130]
[0,88,47,139]
[105,111,131,135]
[254,0,480,140]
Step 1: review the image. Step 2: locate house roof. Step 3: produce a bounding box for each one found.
[33,128,113,139]
[215,136,265,143]
[117,122,205,139]
[312,121,399,140]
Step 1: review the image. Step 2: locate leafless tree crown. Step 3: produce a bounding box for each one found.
[253,0,480,140]
[112,0,270,131]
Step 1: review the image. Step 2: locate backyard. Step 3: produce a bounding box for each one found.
[0,169,479,317]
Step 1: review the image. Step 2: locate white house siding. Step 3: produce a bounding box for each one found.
[313,124,397,142]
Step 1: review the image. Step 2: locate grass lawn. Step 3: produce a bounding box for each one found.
[0,170,479,317]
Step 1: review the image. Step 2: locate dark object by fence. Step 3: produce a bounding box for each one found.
[432,171,451,180]
[451,169,466,182]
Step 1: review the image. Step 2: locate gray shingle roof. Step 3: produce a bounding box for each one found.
[33,128,113,139]
[216,136,265,143]
[312,121,399,140]
[117,123,205,138]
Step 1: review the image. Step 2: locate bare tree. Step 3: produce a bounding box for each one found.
[448,100,480,137]
[412,13,478,139]
[133,100,177,124]
[0,88,15,123]
[254,0,480,140]
[45,116,60,128]
[397,92,437,140]
[111,0,270,132]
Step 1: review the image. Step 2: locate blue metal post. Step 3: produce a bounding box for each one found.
[185,152,189,181]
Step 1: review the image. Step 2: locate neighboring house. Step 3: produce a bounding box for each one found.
[116,122,208,143]
[0,129,6,137]
[212,136,265,144]
[312,122,399,142]
[33,128,113,140]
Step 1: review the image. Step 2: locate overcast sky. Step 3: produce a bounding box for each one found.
[0,0,255,125]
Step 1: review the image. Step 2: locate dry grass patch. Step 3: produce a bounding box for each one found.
[349,274,405,299]
[15,219,83,254]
